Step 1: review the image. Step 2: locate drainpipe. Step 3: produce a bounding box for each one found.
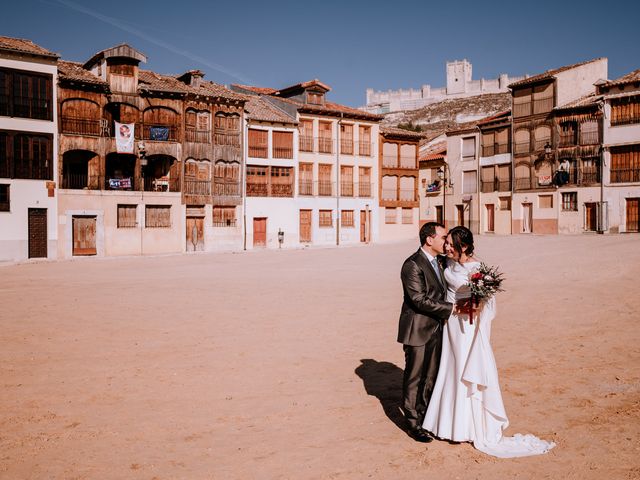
[336,113,343,246]
[597,100,605,234]
[243,115,248,250]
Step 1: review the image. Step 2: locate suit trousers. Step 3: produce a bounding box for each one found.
[402,332,442,430]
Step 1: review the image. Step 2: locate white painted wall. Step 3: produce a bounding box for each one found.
[555,59,608,107]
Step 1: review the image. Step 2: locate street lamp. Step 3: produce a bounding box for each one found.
[544,142,552,157]
[436,165,448,227]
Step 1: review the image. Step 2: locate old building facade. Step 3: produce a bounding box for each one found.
[0,37,59,262]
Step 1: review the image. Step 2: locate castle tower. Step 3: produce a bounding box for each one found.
[446,59,472,95]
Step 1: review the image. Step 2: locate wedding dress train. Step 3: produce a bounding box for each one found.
[422,259,555,458]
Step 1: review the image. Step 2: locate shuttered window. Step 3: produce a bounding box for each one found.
[0,184,9,211]
[213,206,236,227]
[462,137,475,161]
[145,205,171,228]
[248,129,268,158]
[341,210,354,227]
[462,170,477,194]
[117,204,137,228]
[0,68,52,120]
[319,209,333,227]
[272,131,293,159]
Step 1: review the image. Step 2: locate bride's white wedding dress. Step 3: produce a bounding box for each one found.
[422,259,555,458]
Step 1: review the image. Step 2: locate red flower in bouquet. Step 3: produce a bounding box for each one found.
[463,263,505,324]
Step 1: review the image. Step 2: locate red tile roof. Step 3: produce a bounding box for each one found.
[232,84,278,95]
[419,141,446,161]
[508,58,606,88]
[0,36,58,58]
[380,126,424,140]
[477,110,511,125]
[245,96,296,124]
[601,69,640,88]
[58,60,107,86]
[554,93,601,111]
[137,70,247,101]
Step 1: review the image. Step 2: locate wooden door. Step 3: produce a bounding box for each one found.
[456,205,465,227]
[435,206,443,225]
[299,210,312,243]
[486,204,495,232]
[253,217,267,247]
[584,203,598,232]
[360,210,367,242]
[72,216,97,255]
[626,198,639,232]
[28,208,47,258]
[186,217,204,251]
[522,203,533,233]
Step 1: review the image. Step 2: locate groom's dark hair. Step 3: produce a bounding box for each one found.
[419,222,445,246]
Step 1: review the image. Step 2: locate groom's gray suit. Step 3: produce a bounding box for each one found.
[398,248,453,431]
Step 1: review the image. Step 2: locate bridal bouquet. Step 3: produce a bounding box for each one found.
[463,263,505,324]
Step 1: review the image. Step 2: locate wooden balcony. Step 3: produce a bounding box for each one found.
[142,124,179,142]
[185,128,210,143]
[183,179,211,196]
[246,181,294,197]
[61,117,103,136]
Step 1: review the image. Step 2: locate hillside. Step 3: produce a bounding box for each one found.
[382,92,511,139]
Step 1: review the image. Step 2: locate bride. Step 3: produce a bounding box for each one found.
[422,226,555,458]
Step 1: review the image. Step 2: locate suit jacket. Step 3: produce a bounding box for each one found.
[397,249,453,347]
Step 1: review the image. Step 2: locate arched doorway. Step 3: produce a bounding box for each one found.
[61,150,99,189]
[105,152,136,190]
[143,154,179,191]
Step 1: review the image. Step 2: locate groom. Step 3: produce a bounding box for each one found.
[397,222,453,443]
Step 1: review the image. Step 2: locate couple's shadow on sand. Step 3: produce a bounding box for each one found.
[355,359,406,432]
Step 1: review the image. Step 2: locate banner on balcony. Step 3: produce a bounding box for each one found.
[538,174,552,186]
[115,121,135,153]
[109,177,132,189]
[150,126,169,141]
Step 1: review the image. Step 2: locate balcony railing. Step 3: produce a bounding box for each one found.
[579,131,599,145]
[273,146,293,159]
[382,189,416,201]
[481,143,510,157]
[358,141,372,156]
[481,178,513,193]
[611,168,640,183]
[246,181,294,197]
[248,145,268,158]
[299,135,314,152]
[61,117,102,136]
[142,124,179,142]
[142,176,180,192]
[358,182,372,197]
[60,174,103,190]
[559,133,577,147]
[340,138,354,155]
[298,179,313,195]
[183,179,211,196]
[340,182,354,196]
[318,137,333,154]
[213,181,241,197]
[214,131,241,146]
[318,180,333,196]
[515,177,532,190]
[185,128,210,143]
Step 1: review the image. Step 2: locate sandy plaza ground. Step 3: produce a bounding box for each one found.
[1,234,639,479]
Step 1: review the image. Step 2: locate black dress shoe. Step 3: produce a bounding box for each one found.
[408,427,433,443]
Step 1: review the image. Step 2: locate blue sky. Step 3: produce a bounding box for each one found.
[1,0,639,107]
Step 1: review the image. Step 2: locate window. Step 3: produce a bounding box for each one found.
[298,119,313,152]
[610,145,640,183]
[213,206,236,227]
[272,131,293,159]
[0,184,9,211]
[0,68,53,120]
[319,209,333,227]
[499,196,511,211]
[385,207,397,224]
[513,87,532,118]
[318,164,332,196]
[142,107,179,141]
[400,144,416,168]
[539,194,553,209]
[340,165,353,196]
[185,109,210,143]
[382,142,398,168]
[497,164,511,191]
[318,122,332,153]
[611,96,640,126]
[559,122,577,147]
[117,204,137,228]
[340,124,353,154]
[399,176,415,201]
[145,205,171,228]
[462,137,476,161]
[298,163,313,195]
[359,126,371,156]
[0,130,52,180]
[514,129,530,154]
[534,124,551,151]
[358,167,371,197]
[481,166,495,193]
[246,165,293,197]
[482,128,509,156]
[462,170,477,194]
[382,175,398,200]
[579,121,599,145]
[214,112,240,146]
[248,129,268,158]
[402,208,413,224]
[562,192,578,211]
[515,163,531,190]
[533,83,554,114]
[307,91,323,105]
[341,210,354,227]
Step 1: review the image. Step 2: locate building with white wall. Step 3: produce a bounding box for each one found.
[0,36,59,262]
